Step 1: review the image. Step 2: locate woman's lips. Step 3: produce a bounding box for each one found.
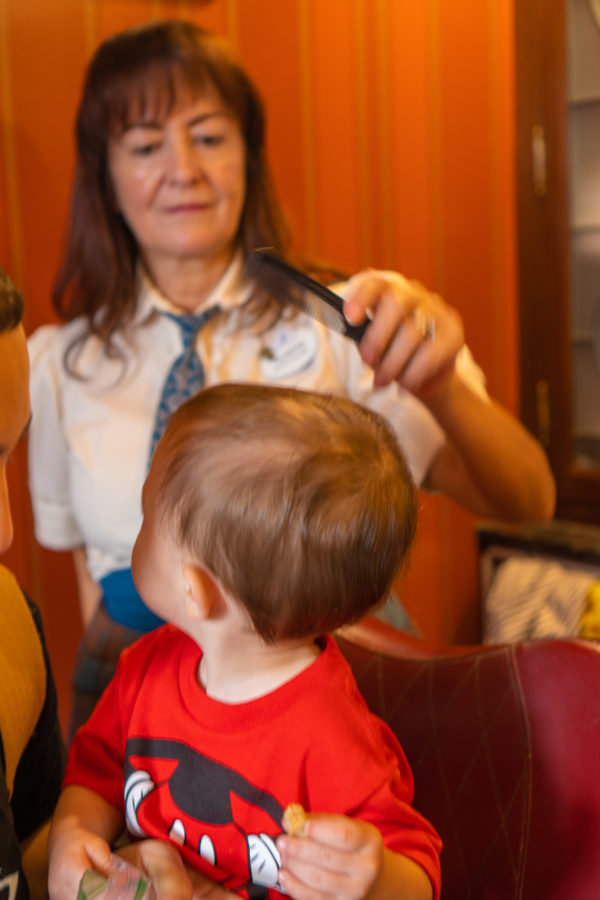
[165,203,212,213]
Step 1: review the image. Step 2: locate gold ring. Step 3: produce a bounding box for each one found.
[413,308,436,341]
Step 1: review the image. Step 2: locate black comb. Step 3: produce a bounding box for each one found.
[246,249,368,345]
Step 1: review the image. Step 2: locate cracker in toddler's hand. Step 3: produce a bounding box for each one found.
[283,803,306,837]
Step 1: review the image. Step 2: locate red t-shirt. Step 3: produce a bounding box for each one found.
[66,627,441,898]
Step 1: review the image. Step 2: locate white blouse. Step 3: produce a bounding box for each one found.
[27,258,486,583]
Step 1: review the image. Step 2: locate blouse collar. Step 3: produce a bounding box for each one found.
[133,253,252,326]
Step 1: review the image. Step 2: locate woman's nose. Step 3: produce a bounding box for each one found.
[167,133,203,184]
[0,467,14,555]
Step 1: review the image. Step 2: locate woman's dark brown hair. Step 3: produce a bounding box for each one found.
[53,19,289,345]
[0,267,24,332]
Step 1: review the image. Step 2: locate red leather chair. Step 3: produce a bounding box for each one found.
[335,616,600,900]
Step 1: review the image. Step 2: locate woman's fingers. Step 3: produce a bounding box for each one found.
[341,270,464,394]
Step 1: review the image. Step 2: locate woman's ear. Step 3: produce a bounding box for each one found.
[182,564,221,620]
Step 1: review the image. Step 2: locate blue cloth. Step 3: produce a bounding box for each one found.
[373,592,420,635]
[99,568,164,632]
[148,308,220,465]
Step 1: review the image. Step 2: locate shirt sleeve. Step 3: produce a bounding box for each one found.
[28,325,84,549]
[358,765,442,900]
[64,666,128,812]
[63,634,160,812]
[334,711,442,900]
[455,344,489,400]
[298,648,442,900]
[337,343,487,489]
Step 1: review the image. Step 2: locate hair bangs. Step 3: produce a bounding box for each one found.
[104,60,216,138]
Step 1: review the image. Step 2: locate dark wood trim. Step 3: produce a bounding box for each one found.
[514,0,600,524]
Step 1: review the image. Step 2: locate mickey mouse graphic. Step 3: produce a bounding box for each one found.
[124,737,287,898]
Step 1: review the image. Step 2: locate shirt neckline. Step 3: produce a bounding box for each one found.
[177,632,337,732]
[134,252,253,325]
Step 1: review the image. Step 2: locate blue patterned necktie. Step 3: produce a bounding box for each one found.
[148,308,219,464]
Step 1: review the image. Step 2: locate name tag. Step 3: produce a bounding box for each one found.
[259,325,318,380]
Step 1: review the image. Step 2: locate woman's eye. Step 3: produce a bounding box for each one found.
[131,142,161,156]
[194,133,225,148]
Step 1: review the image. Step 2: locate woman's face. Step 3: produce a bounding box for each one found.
[107,83,247,273]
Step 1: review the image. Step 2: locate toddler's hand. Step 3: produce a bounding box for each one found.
[116,839,238,899]
[47,825,112,900]
[277,813,383,899]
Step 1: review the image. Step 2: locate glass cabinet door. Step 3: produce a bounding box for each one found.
[515,0,600,524]
[567,0,600,469]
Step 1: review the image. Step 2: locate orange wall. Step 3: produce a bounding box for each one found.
[0,0,517,731]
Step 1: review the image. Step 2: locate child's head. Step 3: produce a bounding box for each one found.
[140,383,417,642]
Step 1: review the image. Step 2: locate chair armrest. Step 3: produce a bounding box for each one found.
[336,614,489,660]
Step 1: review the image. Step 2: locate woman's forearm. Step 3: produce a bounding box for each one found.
[72,547,102,627]
[425,371,556,521]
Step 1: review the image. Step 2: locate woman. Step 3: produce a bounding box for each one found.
[27,20,554,737]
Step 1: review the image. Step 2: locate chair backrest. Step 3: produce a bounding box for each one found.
[336,616,600,900]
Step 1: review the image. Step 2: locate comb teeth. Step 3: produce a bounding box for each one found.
[247,250,368,345]
[301,291,353,334]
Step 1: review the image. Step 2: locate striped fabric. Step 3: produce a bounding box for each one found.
[483,556,597,644]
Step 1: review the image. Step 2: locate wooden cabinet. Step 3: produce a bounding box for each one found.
[515,0,600,523]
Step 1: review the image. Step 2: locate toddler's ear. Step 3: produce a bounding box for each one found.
[182,564,222,620]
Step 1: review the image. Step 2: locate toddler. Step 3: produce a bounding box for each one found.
[48,383,441,900]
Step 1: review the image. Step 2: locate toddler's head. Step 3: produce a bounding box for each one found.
[144,383,417,642]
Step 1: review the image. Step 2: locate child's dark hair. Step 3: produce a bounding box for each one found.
[153,383,418,643]
[0,267,24,332]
